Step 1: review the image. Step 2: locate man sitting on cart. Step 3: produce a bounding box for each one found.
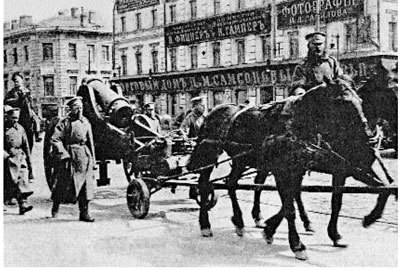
[135,102,162,135]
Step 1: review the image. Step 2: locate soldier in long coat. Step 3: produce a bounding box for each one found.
[4,106,34,214]
[50,97,96,222]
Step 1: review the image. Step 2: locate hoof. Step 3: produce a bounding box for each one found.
[294,250,308,261]
[333,240,348,248]
[304,223,315,233]
[201,228,213,237]
[235,226,244,237]
[254,218,266,228]
[362,216,376,228]
[262,230,274,244]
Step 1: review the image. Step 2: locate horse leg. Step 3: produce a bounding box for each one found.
[252,170,268,228]
[274,173,307,260]
[327,173,348,247]
[227,161,247,236]
[198,167,215,237]
[295,190,314,233]
[363,191,391,227]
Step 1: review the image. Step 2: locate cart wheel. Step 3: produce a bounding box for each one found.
[127,178,150,219]
[194,187,218,211]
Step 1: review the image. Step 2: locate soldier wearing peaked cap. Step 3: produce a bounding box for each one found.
[291,32,344,95]
[50,95,96,222]
[4,106,34,214]
[180,96,206,139]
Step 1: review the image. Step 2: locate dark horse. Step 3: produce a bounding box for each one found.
[358,59,398,152]
[187,76,392,260]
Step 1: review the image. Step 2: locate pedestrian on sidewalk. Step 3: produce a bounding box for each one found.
[50,96,96,222]
[4,106,34,214]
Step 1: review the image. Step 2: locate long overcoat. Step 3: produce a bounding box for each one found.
[4,87,35,150]
[4,123,33,200]
[50,115,96,204]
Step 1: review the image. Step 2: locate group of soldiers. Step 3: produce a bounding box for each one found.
[4,31,344,220]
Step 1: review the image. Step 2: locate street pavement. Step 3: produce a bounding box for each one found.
[3,139,398,267]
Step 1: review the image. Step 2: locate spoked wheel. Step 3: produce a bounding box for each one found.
[194,186,218,211]
[126,178,150,219]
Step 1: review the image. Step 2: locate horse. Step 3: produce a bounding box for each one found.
[358,59,398,152]
[187,76,393,260]
[186,102,314,231]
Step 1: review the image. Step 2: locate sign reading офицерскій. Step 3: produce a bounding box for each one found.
[116,0,159,13]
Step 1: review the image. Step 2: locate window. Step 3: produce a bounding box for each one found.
[238,0,244,9]
[121,53,127,76]
[212,42,220,67]
[13,48,18,64]
[170,5,176,23]
[151,49,158,73]
[135,50,142,74]
[121,16,126,32]
[214,0,221,15]
[4,79,8,91]
[4,50,7,64]
[261,36,271,61]
[190,0,197,19]
[345,23,356,52]
[275,42,283,57]
[24,46,29,61]
[151,9,157,27]
[102,45,110,61]
[136,13,142,30]
[170,48,177,71]
[43,76,54,96]
[190,45,198,69]
[289,34,299,58]
[87,45,95,63]
[69,76,78,95]
[69,43,77,59]
[43,43,53,60]
[389,21,397,52]
[237,39,245,64]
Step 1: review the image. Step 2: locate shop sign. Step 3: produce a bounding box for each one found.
[119,65,294,94]
[277,0,364,29]
[116,0,159,13]
[165,7,271,47]
[117,56,396,94]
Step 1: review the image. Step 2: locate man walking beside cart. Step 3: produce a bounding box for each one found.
[4,106,34,214]
[50,96,96,222]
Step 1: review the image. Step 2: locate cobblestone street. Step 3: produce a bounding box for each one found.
[3,141,398,267]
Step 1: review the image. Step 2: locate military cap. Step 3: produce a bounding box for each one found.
[144,102,155,109]
[4,105,13,113]
[305,32,326,44]
[65,96,83,108]
[5,106,21,115]
[190,96,206,105]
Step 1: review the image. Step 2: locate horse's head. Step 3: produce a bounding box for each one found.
[293,75,379,181]
[358,60,398,150]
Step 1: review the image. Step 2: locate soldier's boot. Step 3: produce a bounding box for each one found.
[51,202,60,218]
[79,199,94,222]
[18,196,33,215]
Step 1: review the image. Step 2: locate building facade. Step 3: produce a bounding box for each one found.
[3,8,113,119]
[113,0,397,117]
